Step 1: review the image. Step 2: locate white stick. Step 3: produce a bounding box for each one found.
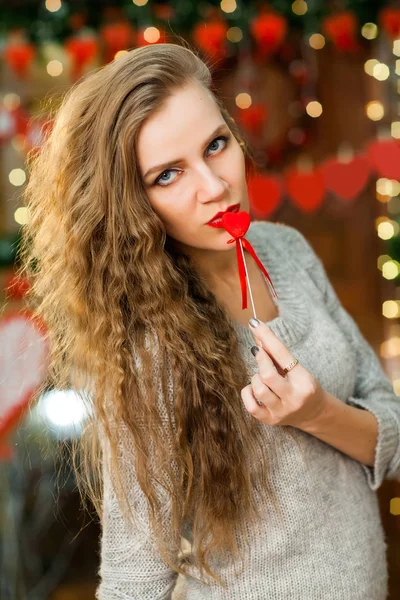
[239,238,257,319]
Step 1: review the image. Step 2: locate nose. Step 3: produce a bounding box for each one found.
[195,163,229,203]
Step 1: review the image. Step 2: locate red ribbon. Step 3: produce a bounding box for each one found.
[228,236,278,309]
[222,211,278,310]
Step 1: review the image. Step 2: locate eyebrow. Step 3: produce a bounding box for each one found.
[143,123,229,180]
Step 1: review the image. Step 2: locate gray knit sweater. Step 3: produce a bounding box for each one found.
[96,220,400,600]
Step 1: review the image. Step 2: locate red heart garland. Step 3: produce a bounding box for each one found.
[221,210,277,310]
[380,8,400,39]
[247,172,282,218]
[250,12,287,58]
[367,139,400,180]
[321,155,371,201]
[237,103,268,135]
[321,11,360,53]
[285,167,325,213]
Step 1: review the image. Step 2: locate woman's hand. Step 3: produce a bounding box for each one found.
[240,319,328,430]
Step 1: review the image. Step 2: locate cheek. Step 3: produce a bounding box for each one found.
[147,190,194,235]
[229,144,247,184]
[229,146,249,203]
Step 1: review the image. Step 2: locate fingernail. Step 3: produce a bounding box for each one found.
[250,345,259,357]
[249,318,261,328]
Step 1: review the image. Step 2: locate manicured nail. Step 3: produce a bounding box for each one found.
[250,345,259,357]
[249,318,261,328]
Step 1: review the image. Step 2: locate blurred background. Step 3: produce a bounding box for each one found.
[1,0,400,598]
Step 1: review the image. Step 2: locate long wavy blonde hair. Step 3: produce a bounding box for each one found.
[18,41,285,587]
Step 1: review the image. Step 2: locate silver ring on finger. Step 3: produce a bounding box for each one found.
[252,390,265,407]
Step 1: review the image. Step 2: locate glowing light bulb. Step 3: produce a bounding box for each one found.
[292,0,308,16]
[366,101,384,121]
[14,207,29,225]
[364,59,379,76]
[236,93,252,109]
[383,300,400,319]
[143,27,160,44]
[361,23,378,40]
[45,0,62,12]
[372,63,390,81]
[221,0,237,14]
[382,261,400,280]
[309,34,325,49]
[39,388,90,436]
[9,168,26,186]
[227,27,243,43]
[46,60,63,77]
[390,498,400,515]
[306,101,323,117]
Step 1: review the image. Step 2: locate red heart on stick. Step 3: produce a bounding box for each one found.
[220,209,278,308]
[221,210,251,239]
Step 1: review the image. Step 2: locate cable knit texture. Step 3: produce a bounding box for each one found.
[96,220,400,600]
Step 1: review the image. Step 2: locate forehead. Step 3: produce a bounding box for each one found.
[137,82,223,167]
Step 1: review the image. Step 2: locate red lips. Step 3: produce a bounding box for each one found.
[207,203,240,224]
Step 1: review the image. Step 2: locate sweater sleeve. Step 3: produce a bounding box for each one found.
[95,331,180,599]
[278,223,400,491]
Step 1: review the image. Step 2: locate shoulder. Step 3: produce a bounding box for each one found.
[249,219,317,269]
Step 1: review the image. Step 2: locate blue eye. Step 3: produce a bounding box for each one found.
[154,135,229,187]
[207,135,229,154]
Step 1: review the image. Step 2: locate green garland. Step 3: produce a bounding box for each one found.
[0,0,393,45]
[0,231,22,268]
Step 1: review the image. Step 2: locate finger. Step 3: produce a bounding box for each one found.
[250,344,287,397]
[249,318,297,374]
[241,383,270,414]
[250,373,280,406]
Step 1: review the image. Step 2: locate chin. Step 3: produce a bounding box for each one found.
[212,230,237,248]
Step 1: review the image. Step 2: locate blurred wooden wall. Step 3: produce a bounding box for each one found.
[220,44,400,597]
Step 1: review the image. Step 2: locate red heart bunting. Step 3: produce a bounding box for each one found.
[367,139,400,180]
[321,155,371,201]
[247,173,282,218]
[285,167,325,213]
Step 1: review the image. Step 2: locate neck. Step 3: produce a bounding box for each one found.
[175,240,241,291]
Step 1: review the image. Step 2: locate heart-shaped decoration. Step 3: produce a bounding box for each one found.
[221,210,251,239]
[321,155,371,201]
[380,7,400,39]
[0,310,49,460]
[285,167,325,213]
[247,172,282,218]
[367,139,400,179]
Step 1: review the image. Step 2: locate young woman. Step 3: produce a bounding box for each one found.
[21,42,400,600]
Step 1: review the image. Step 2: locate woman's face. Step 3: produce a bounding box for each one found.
[137,81,249,252]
